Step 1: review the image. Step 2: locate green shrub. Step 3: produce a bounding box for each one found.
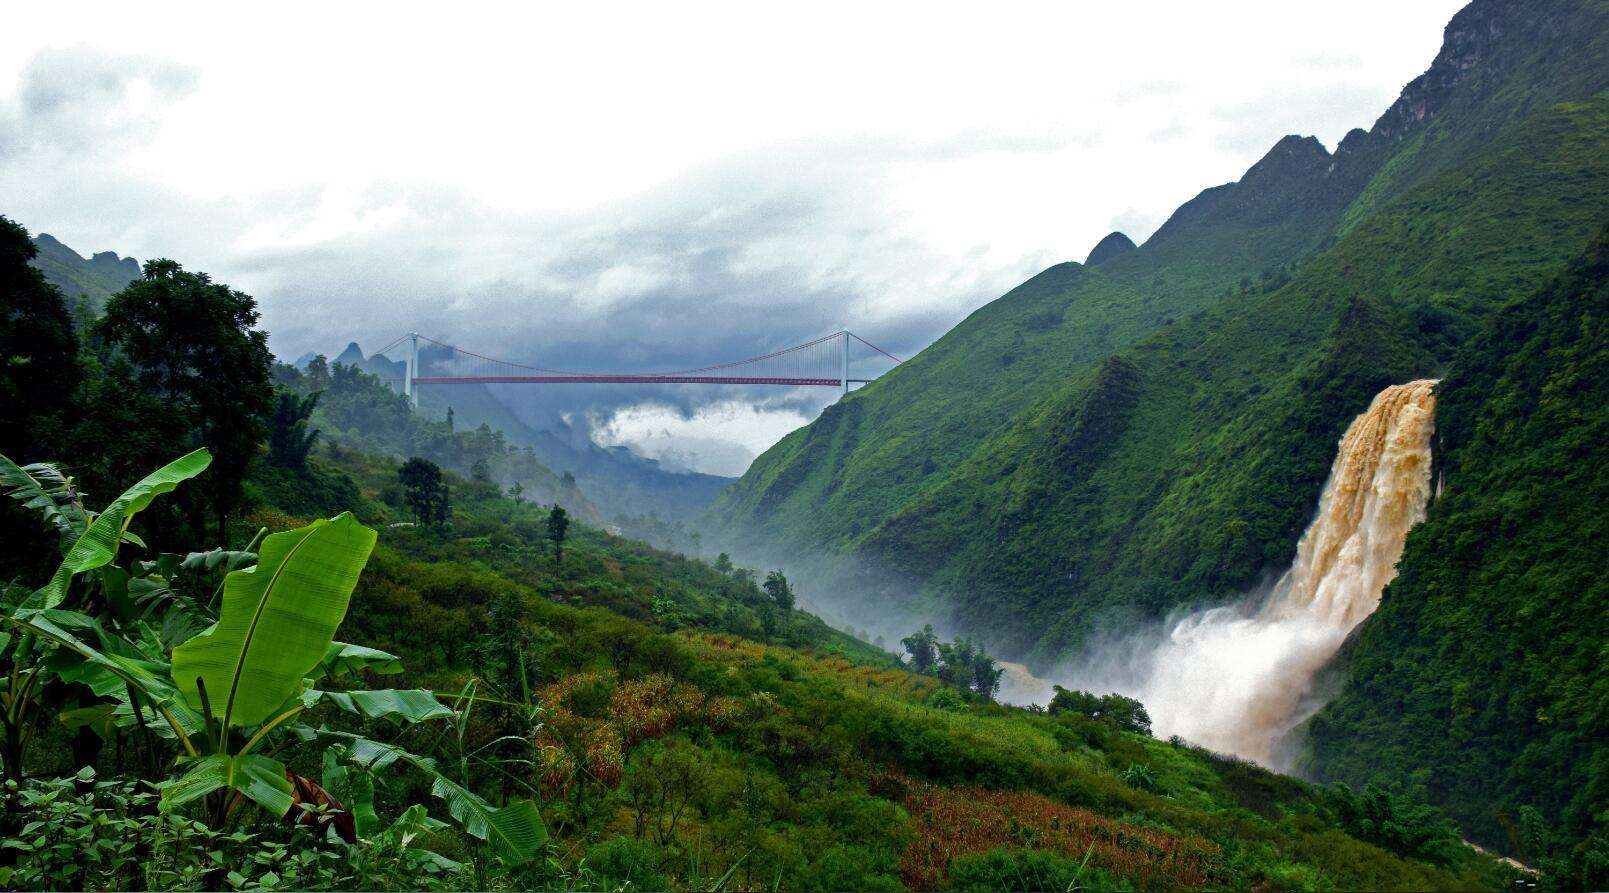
[926,686,967,711]
[584,837,668,891]
[947,847,1131,892]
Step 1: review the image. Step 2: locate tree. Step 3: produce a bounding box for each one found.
[971,652,1004,701]
[304,354,331,390]
[547,504,570,566]
[398,457,450,526]
[0,217,82,581]
[1048,686,1152,735]
[0,216,80,461]
[935,638,978,690]
[267,391,321,469]
[763,570,794,612]
[713,552,733,575]
[901,624,939,674]
[98,258,273,542]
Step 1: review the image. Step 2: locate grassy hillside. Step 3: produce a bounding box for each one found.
[224,450,1516,891]
[270,357,605,523]
[1301,229,1609,886]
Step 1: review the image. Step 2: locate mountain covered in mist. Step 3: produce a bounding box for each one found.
[320,342,731,527]
[710,0,1609,862]
[28,232,140,314]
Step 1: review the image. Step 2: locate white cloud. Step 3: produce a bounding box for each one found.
[592,399,813,476]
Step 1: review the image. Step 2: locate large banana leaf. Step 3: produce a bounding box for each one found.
[303,688,454,722]
[312,641,403,680]
[5,609,204,745]
[172,512,376,728]
[0,454,86,544]
[160,753,294,816]
[328,732,546,864]
[30,449,212,610]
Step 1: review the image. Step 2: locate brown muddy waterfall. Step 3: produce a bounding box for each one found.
[1051,380,1438,767]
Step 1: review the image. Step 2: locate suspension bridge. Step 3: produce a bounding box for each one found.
[370,330,904,405]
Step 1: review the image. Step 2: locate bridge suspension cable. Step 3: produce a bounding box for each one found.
[372,329,904,405]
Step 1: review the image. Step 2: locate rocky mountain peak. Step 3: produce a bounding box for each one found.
[1085,231,1137,266]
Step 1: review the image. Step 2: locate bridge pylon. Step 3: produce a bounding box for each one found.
[405,332,419,407]
[840,330,849,395]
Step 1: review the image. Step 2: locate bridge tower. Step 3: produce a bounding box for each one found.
[404,332,419,407]
[841,329,849,395]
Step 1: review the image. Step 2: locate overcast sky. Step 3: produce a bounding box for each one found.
[1,1,1464,475]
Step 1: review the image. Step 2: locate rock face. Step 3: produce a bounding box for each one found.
[1084,231,1136,266]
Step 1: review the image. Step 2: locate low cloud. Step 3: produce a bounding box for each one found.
[1,3,1462,473]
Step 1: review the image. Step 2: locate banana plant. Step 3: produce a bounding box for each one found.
[0,455,87,548]
[2,449,212,781]
[3,449,547,863]
[27,449,214,611]
[5,513,547,863]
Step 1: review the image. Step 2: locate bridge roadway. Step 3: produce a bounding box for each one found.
[411,375,865,387]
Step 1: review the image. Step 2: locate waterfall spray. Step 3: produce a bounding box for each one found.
[1055,380,1439,767]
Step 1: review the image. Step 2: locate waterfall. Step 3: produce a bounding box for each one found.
[1067,380,1439,767]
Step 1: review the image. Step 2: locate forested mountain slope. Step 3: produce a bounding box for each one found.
[709,0,1609,869]
[865,94,1609,660]
[712,0,1609,651]
[1303,230,1609,883]
[28,232,139,315]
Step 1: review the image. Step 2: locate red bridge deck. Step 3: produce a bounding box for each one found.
[411,375,845,386]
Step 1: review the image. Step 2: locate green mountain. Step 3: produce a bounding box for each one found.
[715,1,1607,616]
[1302,230,1609,877]
[28,232,140,314]
[710,0,1609,860]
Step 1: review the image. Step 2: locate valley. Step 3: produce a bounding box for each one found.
[1,0,1605,890]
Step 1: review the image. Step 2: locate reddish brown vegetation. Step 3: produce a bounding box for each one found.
[894,780,1225,890]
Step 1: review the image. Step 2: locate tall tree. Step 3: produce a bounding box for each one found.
[763,570,794,612]
[0,216,80,461]
[97,259,273,542]
[267,391,321,469]
[546,505,570,566]
[0,216,82,581]
[398,457,450,526]
[901,624,939,674]
[971,653,1004,702]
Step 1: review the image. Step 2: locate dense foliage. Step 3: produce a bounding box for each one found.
[99,260,275,541]
[1303,228,1609,886]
